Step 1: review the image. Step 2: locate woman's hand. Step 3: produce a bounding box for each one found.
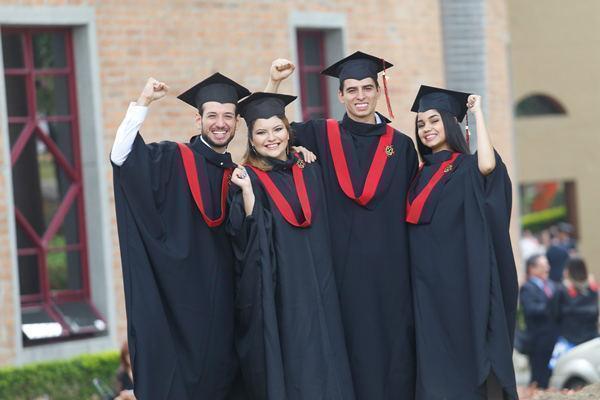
[467,94,496,175]
[231,166,255,216]
[291,146,317,163]
[230,166,252,192]
[467,94,482,114]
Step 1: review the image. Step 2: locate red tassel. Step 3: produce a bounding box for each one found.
[381,59,394,119]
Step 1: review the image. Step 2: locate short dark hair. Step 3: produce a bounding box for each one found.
[525,254,544,275]
[415,109,470,160]
[566,257,588,283]
[339,77,380,93]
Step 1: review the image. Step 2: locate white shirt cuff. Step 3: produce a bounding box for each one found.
[110,102,149,166]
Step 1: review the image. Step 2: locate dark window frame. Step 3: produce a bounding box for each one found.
[296,29,330,121]
[2,27,105,344]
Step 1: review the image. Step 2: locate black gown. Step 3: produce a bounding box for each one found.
[113,134,243,400]
[291,113,418,399]
[227,156,355,400]
[407,150,518,400]
[556,282,599,345]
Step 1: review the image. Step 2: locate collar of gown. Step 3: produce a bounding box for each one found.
[266,153,297,171]
[423,149,454,165]
[340,112,390,137]
[189,134,236,168]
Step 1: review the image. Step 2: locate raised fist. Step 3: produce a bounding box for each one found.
[467,94,482,114]
[270,59,295,82]
[137,77,169,106]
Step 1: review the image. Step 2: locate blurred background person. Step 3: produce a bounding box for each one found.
[520,229,545,261]
[520,254,559,389]
[557,222,578,253]
[556,257,598,346]
[546,226,571,284]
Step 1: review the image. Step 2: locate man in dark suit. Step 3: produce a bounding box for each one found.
[520,254,559,389]
[546,226,570,283]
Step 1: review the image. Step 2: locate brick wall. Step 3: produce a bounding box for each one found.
[0,0,515,365]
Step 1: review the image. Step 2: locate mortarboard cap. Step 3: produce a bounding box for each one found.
[177,72,250,110]
[238,92,297,126]
[321,51,393,82]
[411,85,471,123]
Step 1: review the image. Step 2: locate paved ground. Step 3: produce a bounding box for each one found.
[514,351,600,399]
[518,383,600,399]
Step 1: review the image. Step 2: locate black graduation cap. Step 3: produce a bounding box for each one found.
[321,51,393,82]
[411,85,471,122]
[177,72,250,110]
[238,92,297,125]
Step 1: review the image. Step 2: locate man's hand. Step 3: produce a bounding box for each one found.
[291,146,317,163]
[136,78,169,107]
[270,59,295,82]
[265,59,295,93]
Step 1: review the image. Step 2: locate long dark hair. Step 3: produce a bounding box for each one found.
[243,115,295,172]
[566,257,588,283]
[415,109,470,160]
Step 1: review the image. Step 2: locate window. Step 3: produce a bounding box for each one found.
[296,30,330,120]
[520,180,578,236]
[2,27,106,345]
[515,94,567,117]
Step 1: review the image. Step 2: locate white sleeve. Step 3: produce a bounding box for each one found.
[110,102,149,166]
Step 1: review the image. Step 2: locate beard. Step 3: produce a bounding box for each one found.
[200,124,236,151]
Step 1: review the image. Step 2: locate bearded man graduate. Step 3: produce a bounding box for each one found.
[111,74,250,400]
[265,52,418,399]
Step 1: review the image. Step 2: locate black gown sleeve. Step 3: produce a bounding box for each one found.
[112,133,178,239]
[405,135,419,180]
[463,151,519,397]
[291,120,320,154]
[471,151,519,340]
[226,185,285,400]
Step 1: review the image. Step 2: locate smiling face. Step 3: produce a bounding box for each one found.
[196,101,238,151]
[338,77,380,123]
[416,109,451,153]
[250,116,290,161]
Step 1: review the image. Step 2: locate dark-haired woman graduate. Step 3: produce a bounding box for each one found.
[407,86,519,399]
[227,92,355,400]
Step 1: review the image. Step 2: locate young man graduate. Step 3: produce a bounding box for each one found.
[111,73,250,400]
[265,52,418,399]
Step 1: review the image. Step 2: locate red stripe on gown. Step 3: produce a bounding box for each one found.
[247,162,312,228]
[406,152,460,224]
[177,143,232,227]
[325,119,394,206]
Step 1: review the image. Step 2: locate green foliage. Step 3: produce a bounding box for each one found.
[521,205,567,232]
[0,351,119,400]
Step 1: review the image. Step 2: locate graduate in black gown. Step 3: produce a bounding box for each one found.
[227,92,355,400]
[407,86,519,399]
[264,52,418,399]
[112,74,250,400]
[556,257,599,346]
